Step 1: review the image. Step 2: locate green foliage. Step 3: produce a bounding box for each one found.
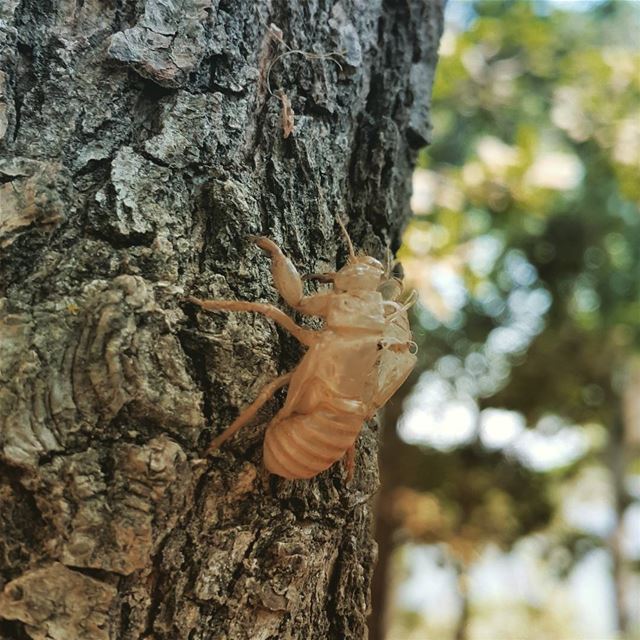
[406,0,640,418]
[389,441,554,561]
[390,0,640,633]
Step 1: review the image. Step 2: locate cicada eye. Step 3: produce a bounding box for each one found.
[378,277,403,301]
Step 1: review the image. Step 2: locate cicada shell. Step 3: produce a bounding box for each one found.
[189,222,416,480]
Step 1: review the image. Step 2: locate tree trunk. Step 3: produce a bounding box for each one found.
[453,564,469,640]
[0,1,443,639]
[610,412,632,638]
[368,403,405,640]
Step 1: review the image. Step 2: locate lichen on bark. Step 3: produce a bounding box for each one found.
[0,1,443,638]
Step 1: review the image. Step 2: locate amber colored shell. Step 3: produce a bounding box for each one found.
[264,410,363,479]
[193,232,417,480]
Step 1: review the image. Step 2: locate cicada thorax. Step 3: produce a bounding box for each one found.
[324,290,386,332]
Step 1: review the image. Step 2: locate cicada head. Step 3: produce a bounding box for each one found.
[333,255,385,292]
[333,217,386,291]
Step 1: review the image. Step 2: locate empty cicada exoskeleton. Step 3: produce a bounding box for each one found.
[188,219,417,480]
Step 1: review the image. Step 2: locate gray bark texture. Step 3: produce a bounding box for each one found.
[0,1,443,638]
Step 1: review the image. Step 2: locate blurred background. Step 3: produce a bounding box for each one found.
[369,1,640,639]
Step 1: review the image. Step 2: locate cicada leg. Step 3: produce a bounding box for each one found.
[250,237,333,317]
[206,371,293,454]
[250,236,305,308]
[188,297,318,346]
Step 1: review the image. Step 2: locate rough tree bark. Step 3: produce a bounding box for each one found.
[0,1,443,638]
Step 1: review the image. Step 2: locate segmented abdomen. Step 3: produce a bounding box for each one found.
[263,410,363,480]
